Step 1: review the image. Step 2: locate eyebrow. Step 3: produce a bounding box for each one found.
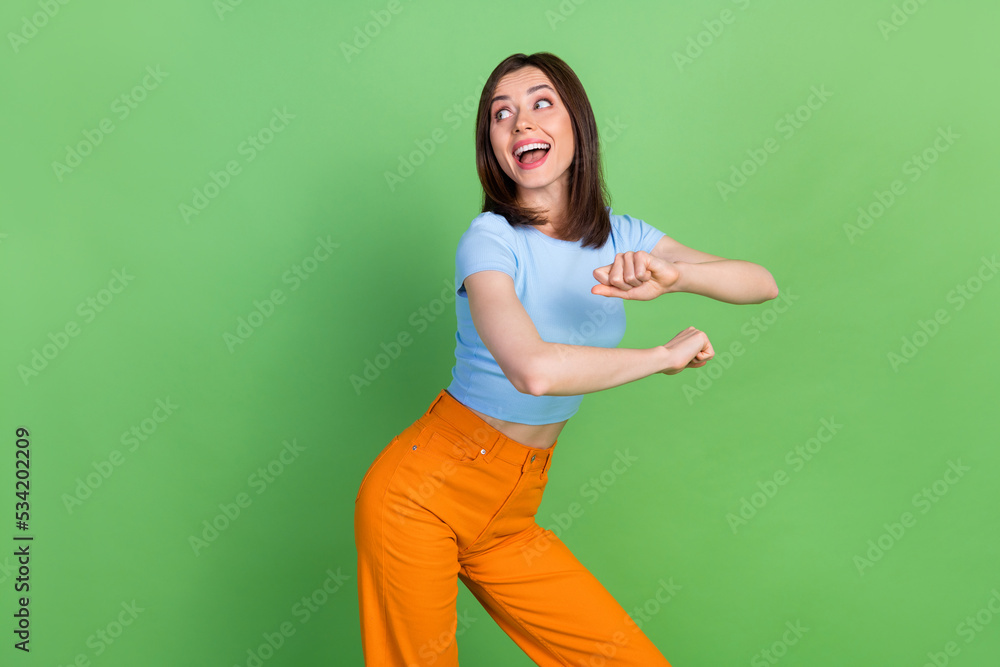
[490,83,555,107]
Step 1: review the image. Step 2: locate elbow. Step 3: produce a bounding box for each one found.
[759,271,779,303]
[520,373,549,397]
[751,287,779,305]
[507,349,552,396]
[510,368,549,396]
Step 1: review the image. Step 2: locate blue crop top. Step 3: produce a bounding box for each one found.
[446,207,666,425]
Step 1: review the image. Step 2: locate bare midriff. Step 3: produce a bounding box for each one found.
[463,404,568,450]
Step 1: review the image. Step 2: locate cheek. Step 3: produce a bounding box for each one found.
[559,131,574,161]
[490,144,513,176]
[489,132,506,160]
[491,144,507,168]
[557,119,574,153]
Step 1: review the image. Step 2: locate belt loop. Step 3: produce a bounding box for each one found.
[461,418,501,462]
[481,432,503,462]
[425,389,446,416]
[542,449,555,475]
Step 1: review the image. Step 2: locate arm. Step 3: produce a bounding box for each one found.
[464,270,676,397]
[592,235,779,305]
[650,234,778,304]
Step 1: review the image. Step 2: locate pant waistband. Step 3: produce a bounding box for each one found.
[419,389,556,474]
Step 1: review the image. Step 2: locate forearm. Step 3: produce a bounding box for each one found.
[666,260,778,304]
[522,343,670,397]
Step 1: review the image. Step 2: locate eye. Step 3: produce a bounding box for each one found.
[493,97,554,122]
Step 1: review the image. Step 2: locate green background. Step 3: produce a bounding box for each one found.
[3,0,999,665]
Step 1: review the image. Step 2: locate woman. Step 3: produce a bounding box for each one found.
[355,52,779,666]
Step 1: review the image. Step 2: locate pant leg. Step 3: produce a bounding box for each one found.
[355,389,672,666]
[459,524,673,667]
[354,388,528,666]
[354,418,464,666]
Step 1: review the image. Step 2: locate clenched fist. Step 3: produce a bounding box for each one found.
[591,251,681,301]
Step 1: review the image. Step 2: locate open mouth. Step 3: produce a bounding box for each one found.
[514,142,551,168]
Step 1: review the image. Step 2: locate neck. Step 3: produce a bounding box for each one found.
[517,183,569,235]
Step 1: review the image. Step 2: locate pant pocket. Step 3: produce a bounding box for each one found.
[415,431,481,465]
[354,437,397,504]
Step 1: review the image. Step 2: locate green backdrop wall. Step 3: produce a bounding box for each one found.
[3,0,998,665]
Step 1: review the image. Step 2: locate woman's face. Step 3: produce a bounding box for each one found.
[488,66,575,201]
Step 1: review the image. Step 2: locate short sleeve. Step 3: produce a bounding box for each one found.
[611,210,666,254]
[633,214,666,253]
[455,214,518,297]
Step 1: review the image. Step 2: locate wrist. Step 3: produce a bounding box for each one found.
[661,260,688,295]
[651,344,673,373]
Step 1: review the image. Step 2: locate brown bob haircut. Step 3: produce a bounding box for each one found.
[475,52,612,249]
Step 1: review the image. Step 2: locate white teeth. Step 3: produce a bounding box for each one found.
[514,142,551,158]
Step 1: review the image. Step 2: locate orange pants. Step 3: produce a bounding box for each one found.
[354,389,672,666]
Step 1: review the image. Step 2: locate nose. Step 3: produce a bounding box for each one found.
[514,110,535,132]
